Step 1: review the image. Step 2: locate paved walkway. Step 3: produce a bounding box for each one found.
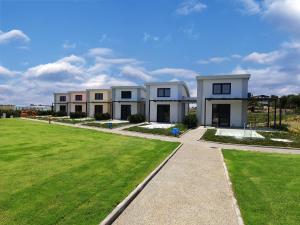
[113,127,240,225]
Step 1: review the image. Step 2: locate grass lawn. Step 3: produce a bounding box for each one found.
[0,119,179,225]
[125,123,188,137]
[202,129,300,148]
[83,122,129,129]
[223,150,300,225]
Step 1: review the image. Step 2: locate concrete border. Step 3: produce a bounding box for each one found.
[99,143,183,225]
[220,149,245,225]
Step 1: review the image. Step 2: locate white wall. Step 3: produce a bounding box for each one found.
[114,88,138,101]
[88,103,111,117]
[113,102,138,120]
[87,90,111,117]
[54,93,69,112]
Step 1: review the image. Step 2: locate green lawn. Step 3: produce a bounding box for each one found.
[125,123,188,137]
[202,129,300,148]
[223,150,300,225]
[0,119,179,225]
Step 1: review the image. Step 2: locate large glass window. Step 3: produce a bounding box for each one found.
[95,93,103,100]
[75,105,82,112]
[121,91,132,99]
[75,95,82,101]
[213,83,231,95]
[59,105,66,112]
[157,88,171,97]
[59,96,66,102]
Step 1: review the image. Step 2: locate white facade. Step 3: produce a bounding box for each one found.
[86,89,111,117]
[111,86,146,120]
[53,93,69,113]
[145,82,190,123]
[197,74,250,127]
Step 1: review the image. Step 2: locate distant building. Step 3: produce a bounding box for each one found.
[0,105,16,110]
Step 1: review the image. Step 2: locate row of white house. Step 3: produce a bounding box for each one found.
[54,74,250,127]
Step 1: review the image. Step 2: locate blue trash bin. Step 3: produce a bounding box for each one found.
[107,122,113,129]
[171,127,180,137]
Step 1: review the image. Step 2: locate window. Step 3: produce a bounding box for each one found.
[59,96,66,102]
[95,93,103,100]
[59,105,66,112]
[121,91,132,99]
[213,83,231,95]
[75,105,82,112]
[157,88,171,97]
[75,95,82,101]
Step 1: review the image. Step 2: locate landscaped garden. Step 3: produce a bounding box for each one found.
[126,123,188,136]
[0,119,179,225]
[202,129,300,148]
[223,149,300,225]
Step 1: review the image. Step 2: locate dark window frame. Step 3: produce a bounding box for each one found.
[75,95,83,101]
[121,91,132,99]
[59,96,66,102]
[95,93,103,100]
[157,88,171,97]
[212,83,231,95]
[59,105,66,112]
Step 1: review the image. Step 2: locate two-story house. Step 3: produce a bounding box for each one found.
[68,91,87,114]
[197,74,250,127]
[53,92,69,113]
[86,89,112,117]
[111,86,146,120]
[145,81,190,123]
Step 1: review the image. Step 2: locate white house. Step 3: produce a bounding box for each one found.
[53,92,69,113]
[145,81,190,123]
[68,91,87,114]
[111,86,146,120]
[197,74,250,127]
[86,89,112,117]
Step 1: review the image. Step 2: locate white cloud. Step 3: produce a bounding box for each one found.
[151,68,198,79]
[62,40,76,49]
[121,65,154,82]
[180,24,200,40]
[95,56,140,65]
[82,74,136,89]
[237,0,261,14]
[143,33,160,42]
[0,29,30,44]
[87,48,114,57]
[197,57,230,64]
[0,65,17,77]
[243,51,284,64]
[58,54,86,65]
[176,0,207,15]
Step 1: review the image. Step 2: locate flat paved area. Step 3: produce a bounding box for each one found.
[113,128,239,225]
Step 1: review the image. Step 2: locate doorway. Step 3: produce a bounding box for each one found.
[121,105,131,120]
[94,105,103,115]
[212,104,230,127]
[157,105,170,123]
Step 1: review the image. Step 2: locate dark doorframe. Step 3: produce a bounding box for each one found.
[157,105,170,123]
[212,104,230,127]
[94,105,103,115]
[121,105,131,120]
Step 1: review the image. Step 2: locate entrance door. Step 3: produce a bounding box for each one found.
[75,105,82,113]
[94,105,103,115]
[121,105,131,120]
[157,105,170,123]
[212,104,230,127]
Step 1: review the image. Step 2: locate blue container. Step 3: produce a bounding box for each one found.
[107,122,113,129]
[171,127,180,137]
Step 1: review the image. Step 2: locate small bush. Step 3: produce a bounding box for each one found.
[37,110,53,116]
[52,111,67,117]
[128,114,145,123]
[70,112,86,119]
[94,113,111,121]
[0,110,21,118]
[183,114,198,129]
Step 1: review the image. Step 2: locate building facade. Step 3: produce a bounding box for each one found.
[86,89,112,117]
[145,82,190,123]
[197,74,250,127]
[111,86,146,120]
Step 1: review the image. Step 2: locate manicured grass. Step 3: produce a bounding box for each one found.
[223,150,300,225]
[125,123,188,137]
[0,119,179,225]
[202,129,300,148]
[83,122,129,129]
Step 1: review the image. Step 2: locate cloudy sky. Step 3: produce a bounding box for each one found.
[1,0,300,105]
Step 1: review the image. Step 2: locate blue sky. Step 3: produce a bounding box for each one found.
[1,0,300,105]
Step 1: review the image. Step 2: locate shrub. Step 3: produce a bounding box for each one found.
[128,114,145,123]
[52,111,67,117]
[0,110,21,118]
[94,113,111,121]
[183,114,198,129]
[37,110,53,116]
[70,112,86,119]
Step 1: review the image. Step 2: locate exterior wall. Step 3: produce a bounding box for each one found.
[54,93,69,113]
[86,89,111,117]
[0,105,16,110]
[113,102,138,120]
[197,76,249,127]
[69,91,87,114]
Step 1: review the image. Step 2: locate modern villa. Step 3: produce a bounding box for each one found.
[145,81,191,123]
[53,74,251,127]
[111,86,146,120]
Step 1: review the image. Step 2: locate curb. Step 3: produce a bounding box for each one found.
[200,140,300,151]
[99,143,183,225]
[219,149,244,225]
